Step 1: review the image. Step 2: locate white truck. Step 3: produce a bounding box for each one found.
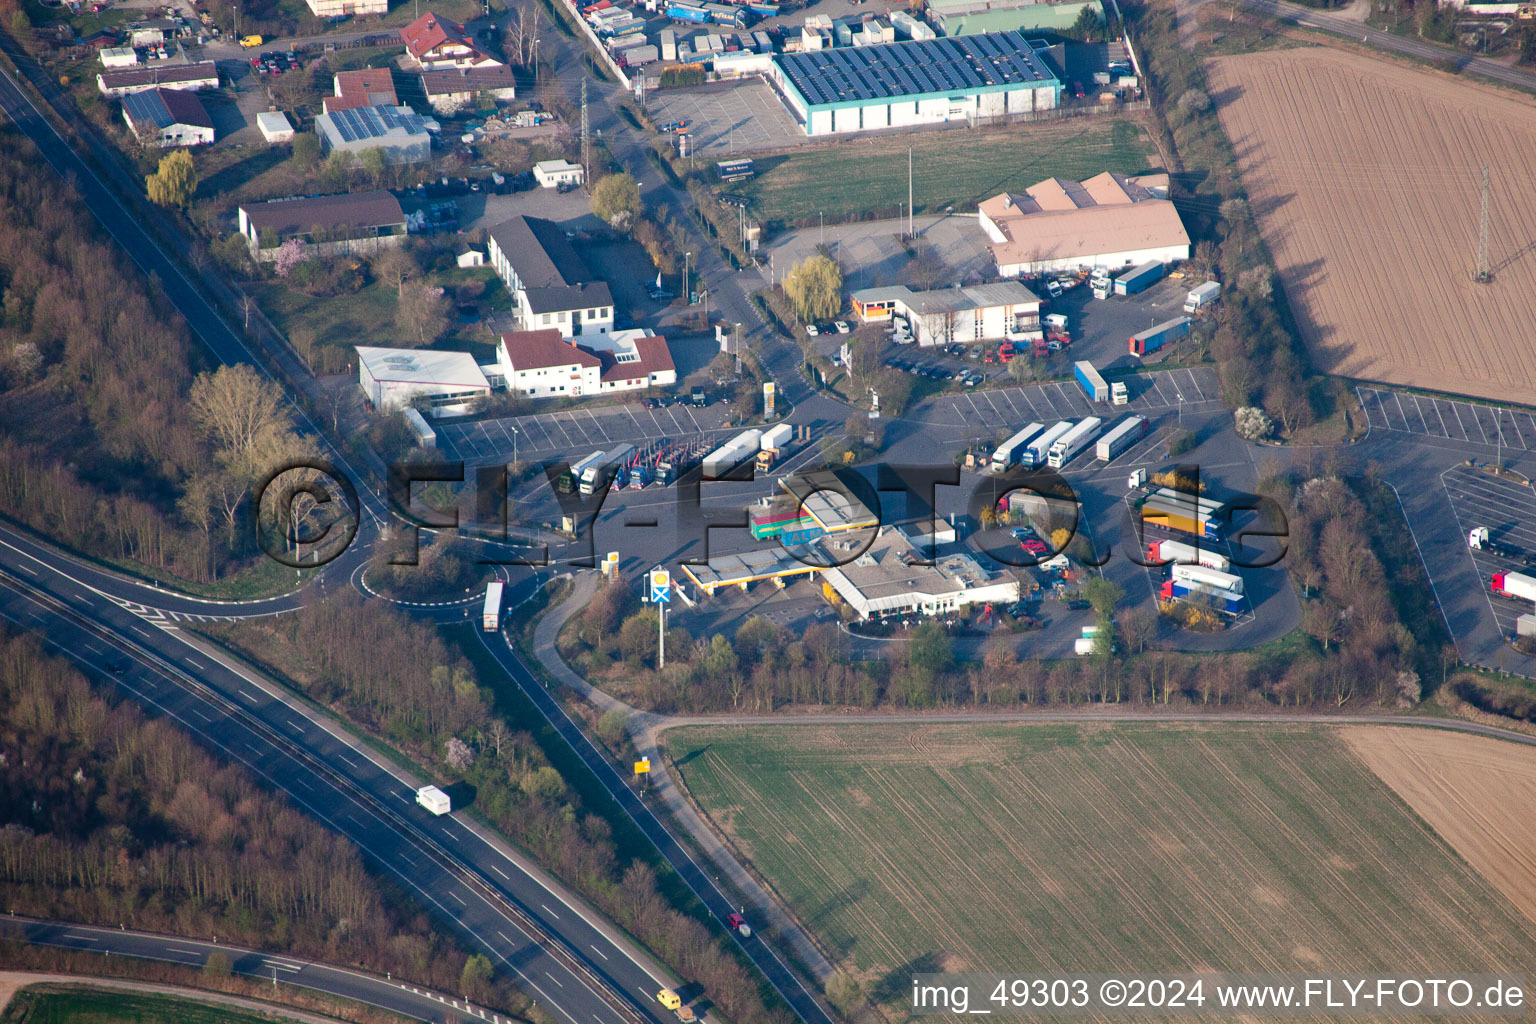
[1021,421,1073,469]
[416,785,451,816]
[1046,417,1103,469]
[1172,562,1243,596]
[1183,281,1220,314]
[990,422,1044,473]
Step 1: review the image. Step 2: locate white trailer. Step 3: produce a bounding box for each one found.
[990,422,1044,472]
[760,423,793,452]
[1183,281,1220,313]
[1172,562,1243,596]
[482,581,504,632]
[1047,417,1102,469]
[579,443,636,495]
[416,785,451,815]
[1021,421,1073,469]
[703,429,762,479]
[1148,538,1230,573]
[1095,415,1146,461]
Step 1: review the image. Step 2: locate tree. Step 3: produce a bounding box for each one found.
[446,736,475,771]
[359,146,389,188]
[188,364,295,481]
[826,973,866,1017]
[291,131,321,169]
[273,238,309,278]
[1302,598,1343,651]
[461,954,495,1002]
[1070,2,1103,39]
[782,253,843,323]
[520,765,567,801]
[591,172,642,232]
[1233,405,1275,441]
[395,279,451,346]
[146,150,198,209]
[373,245,417,297]
[903,241,950,291]
[908,620,953,677]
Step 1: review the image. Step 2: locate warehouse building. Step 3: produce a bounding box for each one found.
[769,31,1059,136]
[122,88,214,147]
[927,0,1103,35]
[315,104,434,164]
[851,281,1042,346]
[237,191,407,259]
[980,171,1190,276]
[820,527,1020,620]
[97,60,217,97]
[356,346,491,416]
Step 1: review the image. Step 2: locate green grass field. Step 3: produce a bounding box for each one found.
[665,723,1536,1013]
[735,118,1155,225]
[1,987,299,1024]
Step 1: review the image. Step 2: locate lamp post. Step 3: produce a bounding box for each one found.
[683,251,692,305]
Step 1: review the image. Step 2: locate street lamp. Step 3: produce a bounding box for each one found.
[683,251,692,305]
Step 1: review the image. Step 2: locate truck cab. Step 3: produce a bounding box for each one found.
[1111,381,1128,405]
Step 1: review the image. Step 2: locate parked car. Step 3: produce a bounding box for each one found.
[964,373,982,387]
[1020,538,1048,555]
[805,324,819,336]
[833,320,850,334]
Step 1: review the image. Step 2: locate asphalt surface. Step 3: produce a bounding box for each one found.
[0,552,674,1024]
[1247,0,1536,90]
[0,916,503,1024]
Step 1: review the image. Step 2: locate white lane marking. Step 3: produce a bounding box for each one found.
[183,655,205,669]
[338,754,359,769]
[64,934,98,943]
[449,891,466,905]
[541,904,559,920]
[491,864,510,880]
[497,930,515,946]
[589,945,608,961]
[286,719,305,734]
[185,706,212,724]
[545,972,563,988]
[15,563,37,575]
[237,689,259,703]
[291,776,314,790]
[166,947,201,956]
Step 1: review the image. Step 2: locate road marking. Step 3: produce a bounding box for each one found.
[183,655,205,669]
[185,706,212,724]
[15,563,36,575]
[291,776,314,790]
[490,864,510,880]
[497,930,515,946]
[338,754,359,769]
[166,947,201,956]
[449,891,466,905]
[545,972,563,988]
[287,719,305,734]
[65,934,98,942]
[237,689,259,703]
[589,944,608,961]
[540,903,559,919]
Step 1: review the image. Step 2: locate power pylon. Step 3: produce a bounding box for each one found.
[1473,164,1492,284]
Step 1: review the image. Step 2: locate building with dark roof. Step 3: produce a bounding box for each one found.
[418,66,517,113]
[121,88,214,147]
[487,216,615,338]
[237,191,407,259]
[96,60,218,97]
[768,31,1059,135]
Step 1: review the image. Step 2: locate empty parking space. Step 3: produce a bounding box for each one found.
[1358,386,1536,452]
[435,399,734,467]
[1440,463,1536,639]
[645,82,808,154]
[927,367,1222,430]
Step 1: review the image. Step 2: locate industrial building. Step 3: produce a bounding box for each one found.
[780,470,880,534]
[237,191,407,259]
[927,0,1103,35]
[121,88,213,147]
[487,216,615,338]
[96,60,218,97]
[769,31,1059,136]
[257,110,295,143]
[303,0,387,19]
[980,171,1190,276]
[356,347,492,417]
[851,281,1042,346]
[315,104,435,164]
[820,527,1020,620]
[496,328,676,397]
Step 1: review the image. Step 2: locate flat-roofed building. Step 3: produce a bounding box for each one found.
[820,527,1020,619]
[237,190,407,259]
[532,159,585,189]
[257,110,295,142]
[851,281,1041,346]
[97,60,217,97]
[315,104,433,164]
[980,171,1190,276]
[356,346,491,416]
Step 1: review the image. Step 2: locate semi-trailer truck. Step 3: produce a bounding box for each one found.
[1047,417,1103,468]
[1172,562,1243,596]
[579,443,636,496]
[1160,578,1243,615]
[666,0,710,20]
[564,450,606,493]
[482,581,504,632]
[1129,316,1191,357]
[703,429,762,479]
[1073,360,1109,403]
[1183,281,1220,313]
[990,422,1045,472]
[1140,492,1223,541]
[416,785,451,815]
[758,423,792,470]
[1145,538,1230,572]
[1113,260,1165,296]
[1022,421,1073,468]
[1491,571,1536,602]
[1095,415,1147,461]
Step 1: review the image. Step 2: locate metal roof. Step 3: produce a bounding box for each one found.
[774,30,1056,108]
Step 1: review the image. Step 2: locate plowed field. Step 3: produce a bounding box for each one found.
[666,723,1536,1018]
[1206,48,1536,404]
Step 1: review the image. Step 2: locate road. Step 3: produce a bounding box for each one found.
[1245,0,1536,91]
[0,916,507,1024]
[0,555,677,1024]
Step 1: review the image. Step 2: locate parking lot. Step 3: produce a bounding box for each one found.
[1358,385,1536,450]
[436,398,735,465]
[921,366,1221,438]
[646,81,809,155]
[1440,463,1536,640]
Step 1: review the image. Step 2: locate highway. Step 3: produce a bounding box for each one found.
[1,916,508,1023]
[1244,0,1536,91]
[0,550,677,1024]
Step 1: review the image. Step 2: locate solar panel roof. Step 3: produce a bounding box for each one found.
[775,30,1057,106]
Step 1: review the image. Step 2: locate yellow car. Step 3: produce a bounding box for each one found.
[239,34,264,48]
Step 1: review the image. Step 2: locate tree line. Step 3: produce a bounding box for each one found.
[0,629,533,1010]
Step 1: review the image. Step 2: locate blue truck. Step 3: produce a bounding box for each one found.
[666,1,711,22]
[1113,260,1165,296]
[1129,316,1191,357]
[1073,360,1110,402]
[1163,578,1244,615]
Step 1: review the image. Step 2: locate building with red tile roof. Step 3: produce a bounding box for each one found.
[400,12,502,69]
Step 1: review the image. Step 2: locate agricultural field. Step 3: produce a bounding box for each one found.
[1343,726,1536,925]
[665,723,1536,1016]
[0,986,302,1024]
[1206,48,1536,406]
[735,118,1155,226]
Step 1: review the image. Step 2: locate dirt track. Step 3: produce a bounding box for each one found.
[1207,48,1536,405]
[1343,725,1536,927]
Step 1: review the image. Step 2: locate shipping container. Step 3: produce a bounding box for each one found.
[1183,281,1220,313]
[1113,260,1165,296]
[1095,415,1147,461]
[1492,571,1536,603]
[1129,316,1191,357]
[1146,538,1230,573]
[1022,421,1073,469]
[659,27,677,58]
[1518,613,1536,638]
[623,43,659,62]
[703,429,762,479]
[482,581,504,632]
[1047,416,1103,468]
[990,422,1045,472]
[752,28,772,50]
[1172,561,1243,596]
[1073,360,1109,402]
